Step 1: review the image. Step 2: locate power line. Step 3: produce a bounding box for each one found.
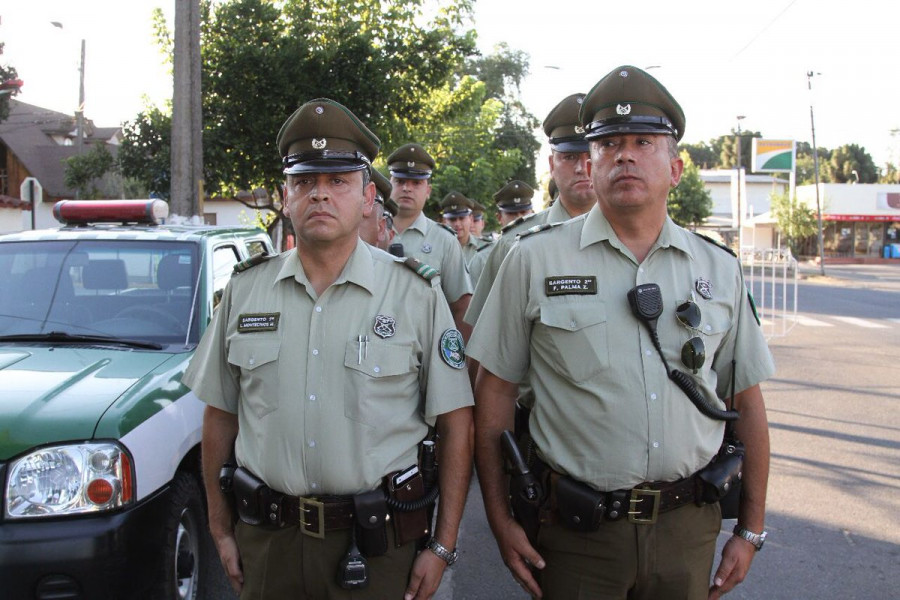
[729,0,799,62]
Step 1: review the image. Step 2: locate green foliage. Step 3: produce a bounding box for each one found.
[825,143,878,183]
[118,105,172,199]
[718,129,762,171]
[879,162,900,184]
[795,141,831,184]
[680,142,718,169]
[769,190,818,255]
[64,144,116,199]
[0,44,19,122]
[668,151,712,228]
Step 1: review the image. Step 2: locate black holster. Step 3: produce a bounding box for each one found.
[697,438,744,519]
[232,467,269,526]
[554,475,606,532]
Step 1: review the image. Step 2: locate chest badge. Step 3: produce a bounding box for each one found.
[695,277,713,300]
[374,315,396,339]
[439,329,466,370]
[421,242,433,254]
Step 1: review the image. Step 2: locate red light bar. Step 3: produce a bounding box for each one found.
[53,200,169,225]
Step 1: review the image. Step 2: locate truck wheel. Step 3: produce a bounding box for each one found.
[155,471,204,600]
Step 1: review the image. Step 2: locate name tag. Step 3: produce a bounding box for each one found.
[238,313,280,332]
[545,276,597,296]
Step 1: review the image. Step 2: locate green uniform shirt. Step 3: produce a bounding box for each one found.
[184,240,473,496]
[397,212,473,304]
[460,235,482,266]
[465,200,575,326]
[467,239,494,287]
[467,206,775,491]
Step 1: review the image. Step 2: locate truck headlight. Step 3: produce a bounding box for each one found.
[5,443,134,519]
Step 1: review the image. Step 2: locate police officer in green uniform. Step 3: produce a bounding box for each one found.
[387,143,473,339]
[468,66,774,599]
[440,191,485,266]
[465,93,595,328]
[470,200,492,244]
[359,168,392,251]
[184,98,474,600]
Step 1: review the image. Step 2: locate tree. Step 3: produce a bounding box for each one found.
[825,143,878,183]
[119,105,173,199]
[64,144,116,199]
[120,0,481,241]
[680,141,718,169]
[769,190,818,256]
[879,162,900,184]
[0,42,20,123]
[795,141,831,184]
[719,129,762,172]
[668,151,712,228]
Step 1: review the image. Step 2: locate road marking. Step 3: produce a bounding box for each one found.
[796,315,833,327]
[831,316,889,329]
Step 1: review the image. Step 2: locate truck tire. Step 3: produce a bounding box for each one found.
[153,471,204,600]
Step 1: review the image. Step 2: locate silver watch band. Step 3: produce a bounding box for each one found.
[427,538,459,565]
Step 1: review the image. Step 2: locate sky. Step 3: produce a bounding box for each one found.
[3,0,899,170]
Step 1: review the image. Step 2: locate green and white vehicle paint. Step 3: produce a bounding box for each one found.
[0,201,274,599]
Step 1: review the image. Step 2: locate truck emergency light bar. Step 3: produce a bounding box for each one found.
[53,200,170,226]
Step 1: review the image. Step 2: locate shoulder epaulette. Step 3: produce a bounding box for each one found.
[402,256,439,281]
[476,240,494,253]
[517,222,562,240]
[692,232,737,257]
[437,223,457,236]
[233,252,273,274]
[501,212,538,234]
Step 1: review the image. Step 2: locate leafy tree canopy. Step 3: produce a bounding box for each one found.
[0,42,20,123]
[825,143,878,183]
[64,144,116,199]
[769,190,819,256]
[668,151,712,229]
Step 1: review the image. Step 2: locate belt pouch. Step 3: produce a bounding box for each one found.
[390,473,430,547]
[555,476,606,532]
[353,490,389,557]
[698,438,745,519]
[232,468,266,525]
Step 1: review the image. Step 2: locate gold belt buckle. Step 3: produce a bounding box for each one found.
[298,497,325,538]
[628,487,660,524]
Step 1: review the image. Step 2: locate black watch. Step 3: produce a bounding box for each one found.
[732,525,767,551]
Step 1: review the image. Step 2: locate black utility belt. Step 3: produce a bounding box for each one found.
[231,467,430,552]
[545,471,699,530]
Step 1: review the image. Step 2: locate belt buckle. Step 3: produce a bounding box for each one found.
[628,487,660,524]
[298,497,326,538]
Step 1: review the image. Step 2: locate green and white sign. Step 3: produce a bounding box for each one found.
[751,139,795,173]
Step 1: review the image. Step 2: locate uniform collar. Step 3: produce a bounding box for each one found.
[580,207,694,259]
[276,240,376,295]
[407,211,430,234]
[547,199,575,222]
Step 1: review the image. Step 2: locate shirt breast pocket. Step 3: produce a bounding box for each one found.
[343,340,417,427]
[537,301,610,383]
[227,337,281,418]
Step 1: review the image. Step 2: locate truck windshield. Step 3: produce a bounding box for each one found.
[0,240,201,346]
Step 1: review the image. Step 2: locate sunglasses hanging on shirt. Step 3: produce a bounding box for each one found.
[626,283,738,422]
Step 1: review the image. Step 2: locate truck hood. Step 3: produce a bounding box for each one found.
[0,346,174,460]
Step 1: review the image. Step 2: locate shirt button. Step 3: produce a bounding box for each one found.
[311,482,318,489]
[309,394,317,402]
[315,306,322,313]
[645,350,652,356]
[705,325,712,332]
[248,358,255,366]
[652,442,660,448]
[308,440,316,448]
[312,348,319,355]
[650,393,657,400]
[570,320,577,329]
[638,267,644,273]
[373,366,381,374]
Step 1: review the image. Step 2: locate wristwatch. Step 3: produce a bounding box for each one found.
[426,538,459,566]
[732,525,767,551]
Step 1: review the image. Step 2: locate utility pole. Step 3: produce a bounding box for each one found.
[171,0,204,219]
[807,71,826,276]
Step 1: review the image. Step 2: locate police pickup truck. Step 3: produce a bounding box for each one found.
[0,200,275,599]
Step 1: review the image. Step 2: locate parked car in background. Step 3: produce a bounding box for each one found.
[0,200,275,599]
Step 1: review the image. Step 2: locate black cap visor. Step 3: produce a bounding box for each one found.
[550,136,590,153]
[388,168,432,180]
[583,115,678,141]
[283,150,371,175]
[498,202,533,213]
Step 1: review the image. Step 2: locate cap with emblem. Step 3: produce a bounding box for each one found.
[277,98,380,174]
[386,143,436,180]
[579,65,685,142]
[543,93,589,153]
[440,191,474,217]
[372,170,392,205]
[494,180,535,213]
[472,200,486,221]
